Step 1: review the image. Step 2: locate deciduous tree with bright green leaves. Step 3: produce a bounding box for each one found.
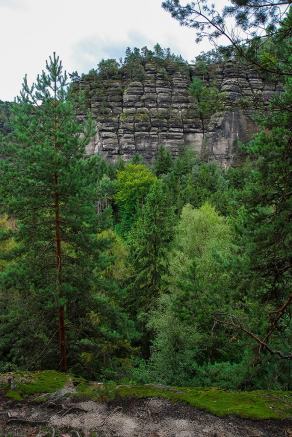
[148,203,236,385]
[115,163,157,235]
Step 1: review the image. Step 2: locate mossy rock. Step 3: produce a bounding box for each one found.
[135,113,150,122]
[115,385,292,420]
[1,371,291,420]
[1,370,71,400]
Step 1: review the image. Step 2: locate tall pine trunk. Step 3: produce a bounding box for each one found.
[54,172,67,372]
[53,82,67,371]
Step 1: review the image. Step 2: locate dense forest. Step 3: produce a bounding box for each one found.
[0,1,291,392]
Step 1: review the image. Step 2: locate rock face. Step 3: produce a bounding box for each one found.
[77,60,281,165]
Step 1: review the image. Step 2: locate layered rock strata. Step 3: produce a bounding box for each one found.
[78,61,281,165]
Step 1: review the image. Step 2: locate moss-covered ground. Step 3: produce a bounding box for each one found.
[115,385,292,420]
[0,370,69,401]
[0,371,291,421]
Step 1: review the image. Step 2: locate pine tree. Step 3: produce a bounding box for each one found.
[232,62,292,373]
[0,53,98,371]
[76,229,137,379]
[128,180,175,356]
[153,146,173,176]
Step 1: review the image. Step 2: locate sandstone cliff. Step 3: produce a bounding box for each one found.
[75,60,281,166]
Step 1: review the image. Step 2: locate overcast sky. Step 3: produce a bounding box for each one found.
[0,0,227,101]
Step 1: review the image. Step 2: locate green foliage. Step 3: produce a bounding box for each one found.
[161,150,229,215]
[1,370,291,420]
[195,46,236,66]
[223,60,292,388]
[75,229,137,380]
[0,101,12,135]
[116,385,292,420]
[0,55,134,379]
[162,1,291,77]
[0,53,102,371]
[147,203,236,385]
[0,215,17,271]
[115,163,157,235]
[78,44,188,83]
[189,78,224,136]
[153,146,173,176]
[0,15,291,392]
[163,1,290,41]
[127,180,176,356]
[123,44,187,70]
[98,59,120,79]
[121,48,145,81]
[207,19,292,389]
[223,0,290,33]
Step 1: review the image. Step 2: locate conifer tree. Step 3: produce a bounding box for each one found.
[231,58,292,370]
[153,146,173,176]
[0,53,97,371]
[128,180,175,356]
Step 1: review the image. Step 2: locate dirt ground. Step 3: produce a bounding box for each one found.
[0,392,291,437]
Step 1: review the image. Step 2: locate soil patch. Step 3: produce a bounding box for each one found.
[0,392,291,436]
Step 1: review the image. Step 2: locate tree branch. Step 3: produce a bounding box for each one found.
[264,293,292,343]
[215,316,292,359]
[245,2,291,8]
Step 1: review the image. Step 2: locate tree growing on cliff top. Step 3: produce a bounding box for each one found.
[0,53,98,371]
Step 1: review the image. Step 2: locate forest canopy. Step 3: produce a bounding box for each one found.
[0,3,291,392]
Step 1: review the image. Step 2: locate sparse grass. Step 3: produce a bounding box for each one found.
[1,371,291,420]
[5,390,22,401]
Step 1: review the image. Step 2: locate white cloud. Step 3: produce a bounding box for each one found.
[0,0,226,101]
[0,0,24,7]
[72,30,172,72]
[72,33,148,72]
